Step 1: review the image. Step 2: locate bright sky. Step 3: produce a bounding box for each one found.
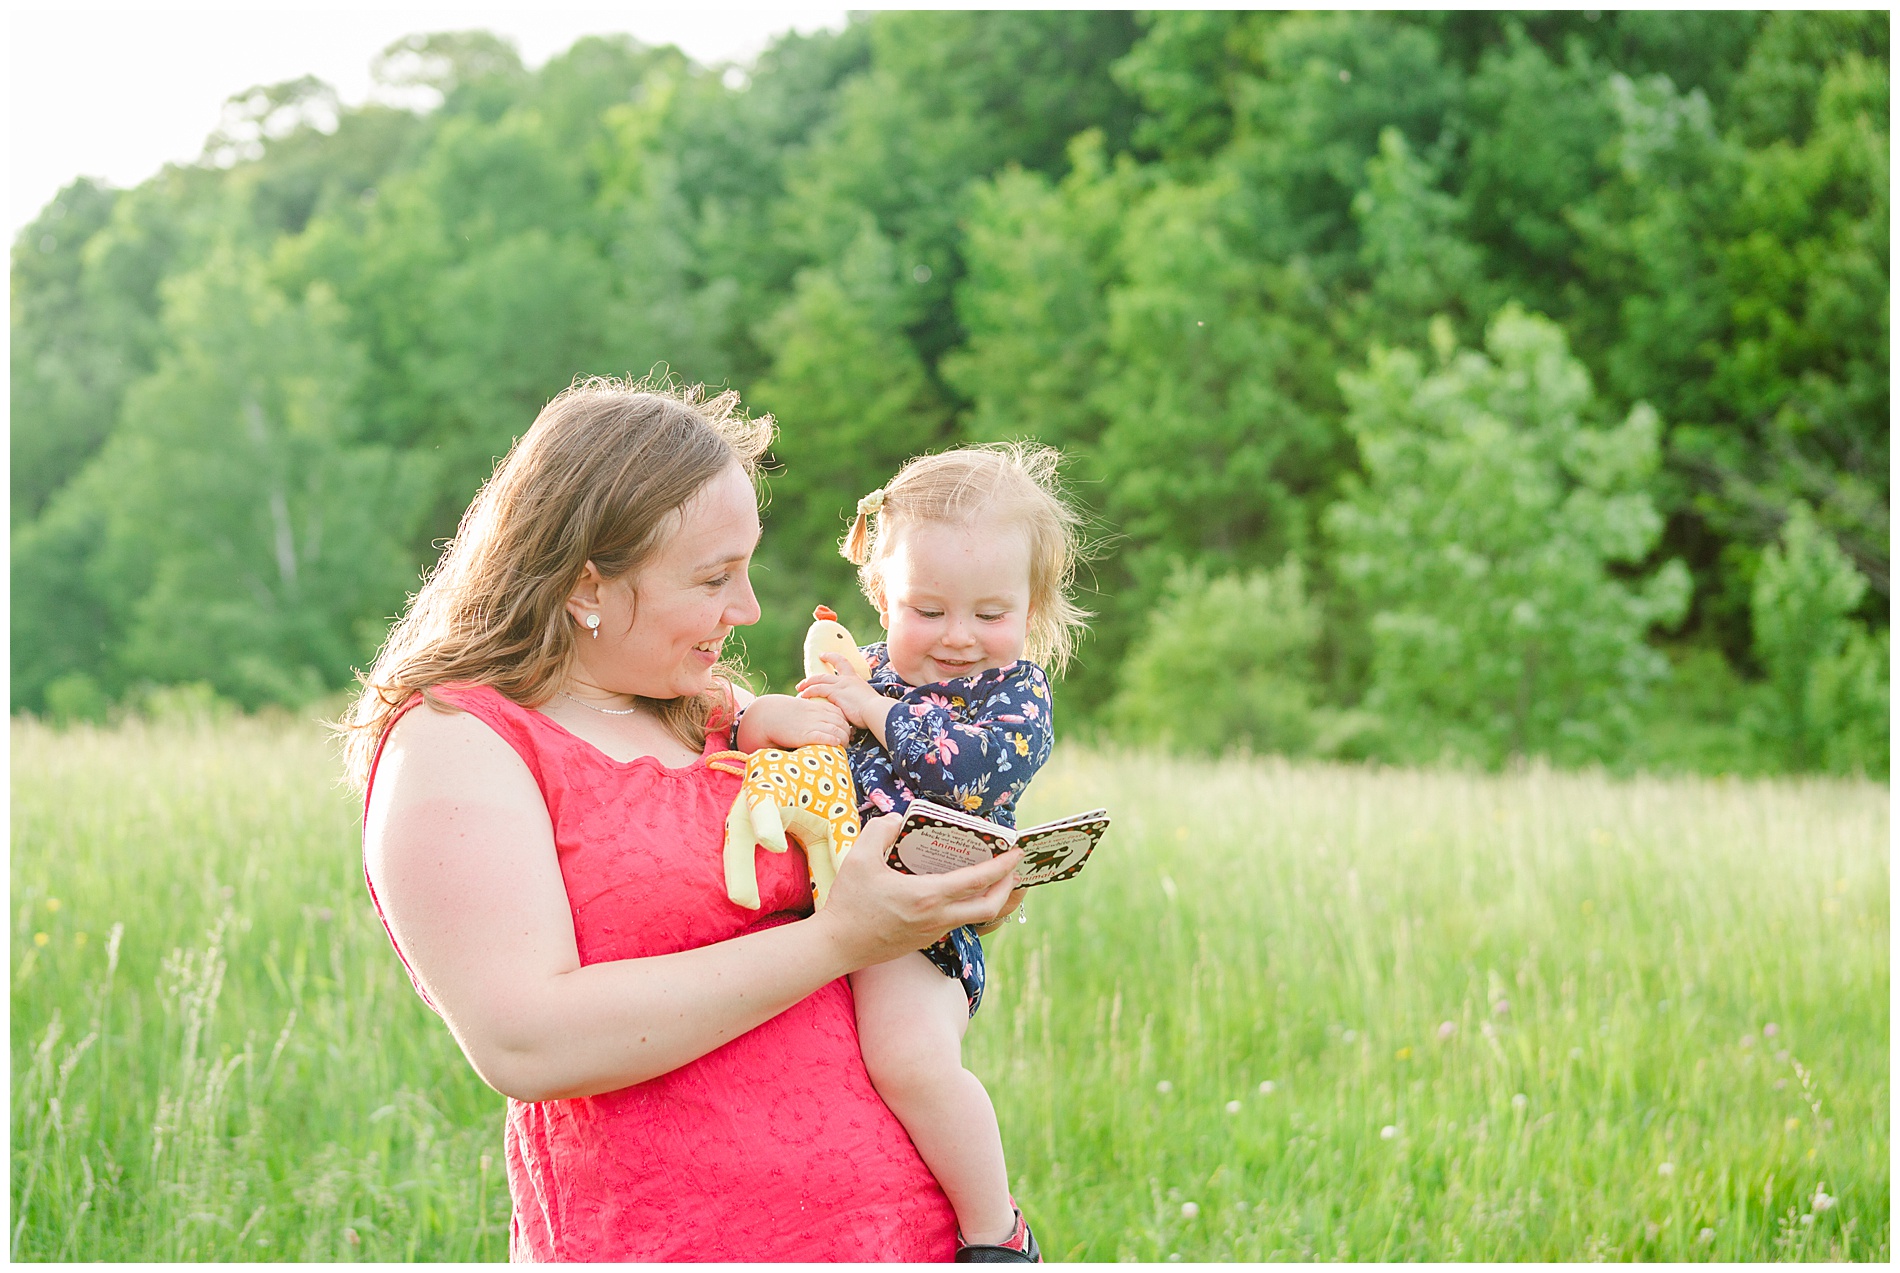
[8,3,855,235]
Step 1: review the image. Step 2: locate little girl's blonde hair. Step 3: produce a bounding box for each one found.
[842,442,1089,675]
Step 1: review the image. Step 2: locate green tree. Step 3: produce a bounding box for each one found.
[1106,557,1325,756]
[8,14,1885,775]
[1579,12,1889,647]
[11,171,233,712]
[1347,128,1484,342]
[10,486,114,713]
[1456,29,1619,312]
[11,179,125,526]
[944,134,1138,456]
[68,244,432,707]
[942,137,1142,703]
[1090,174,1343,603]
[746,223,951,674]
[11,163,234,528]
[1748,503,1888,774]
[1326,308,1691,765]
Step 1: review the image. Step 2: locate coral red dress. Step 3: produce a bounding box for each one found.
[363,683,956,1262]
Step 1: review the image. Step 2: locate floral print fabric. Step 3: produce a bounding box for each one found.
[849,641,1055,830]
[922,924,988,1014]
[848,643,1056,1019]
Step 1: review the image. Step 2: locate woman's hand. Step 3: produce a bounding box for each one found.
[971,886,1027,936]
[735,692,851,750]
[797,662,894,746]
[810,814,1021,969]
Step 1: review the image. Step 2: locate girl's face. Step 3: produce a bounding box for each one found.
[567,463,762,700]
[876,517,1032,686]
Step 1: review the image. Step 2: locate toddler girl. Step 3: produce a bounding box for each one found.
[739,444,1086,1262]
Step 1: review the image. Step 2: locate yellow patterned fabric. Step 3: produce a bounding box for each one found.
[720,745,862,910]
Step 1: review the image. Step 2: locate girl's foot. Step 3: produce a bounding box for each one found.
[954,1202,1040,1263]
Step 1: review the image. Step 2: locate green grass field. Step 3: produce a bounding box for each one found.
[10,714,1889,1261]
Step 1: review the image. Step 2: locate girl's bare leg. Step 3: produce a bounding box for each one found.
[852,951,1016,1243]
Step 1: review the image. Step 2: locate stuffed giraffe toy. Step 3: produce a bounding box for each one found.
[714,606,874,911]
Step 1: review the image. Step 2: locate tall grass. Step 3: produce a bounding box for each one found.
[12,717,1889,1260]
[11,716,506,1260]
[990,752,1889,1260]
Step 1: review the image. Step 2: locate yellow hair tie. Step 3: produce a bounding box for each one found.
[856,489,886,517]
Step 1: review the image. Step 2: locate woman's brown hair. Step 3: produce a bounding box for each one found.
[340,377,773,790]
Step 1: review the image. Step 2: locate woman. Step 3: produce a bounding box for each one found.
[342,379,1022,1261]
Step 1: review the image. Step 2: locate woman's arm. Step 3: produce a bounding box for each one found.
[365,704,1020,1102]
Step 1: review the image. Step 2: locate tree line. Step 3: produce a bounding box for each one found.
[10,11,1888,774]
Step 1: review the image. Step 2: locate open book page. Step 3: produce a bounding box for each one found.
[885,799,1110,888]
[1013,813,1110,886]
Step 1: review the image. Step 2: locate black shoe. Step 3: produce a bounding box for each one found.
[954,1206,1041,1263]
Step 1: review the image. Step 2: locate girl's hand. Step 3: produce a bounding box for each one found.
[812,814,1022,969]
[735,693,851,750]
[797,662,893,744]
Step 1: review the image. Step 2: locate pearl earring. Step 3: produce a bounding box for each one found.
[585,614,601,638]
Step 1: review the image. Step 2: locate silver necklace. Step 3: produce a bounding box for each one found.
[559,690,642,716]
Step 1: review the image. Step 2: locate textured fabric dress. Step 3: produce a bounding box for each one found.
[363,683,957,1262]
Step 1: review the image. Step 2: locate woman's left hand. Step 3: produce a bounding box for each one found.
[811,814,1022,968]
[971,886,1027,935]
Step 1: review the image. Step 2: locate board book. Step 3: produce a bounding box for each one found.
[885,799,1110,888]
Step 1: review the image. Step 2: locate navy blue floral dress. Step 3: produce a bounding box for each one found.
[850,642,1055,1016]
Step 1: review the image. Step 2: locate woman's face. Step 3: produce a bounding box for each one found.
[568,463,762,700]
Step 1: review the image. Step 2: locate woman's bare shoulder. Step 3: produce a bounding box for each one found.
[373,697,541,814]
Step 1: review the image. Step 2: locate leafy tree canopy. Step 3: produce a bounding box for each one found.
[10,12,1885,775]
